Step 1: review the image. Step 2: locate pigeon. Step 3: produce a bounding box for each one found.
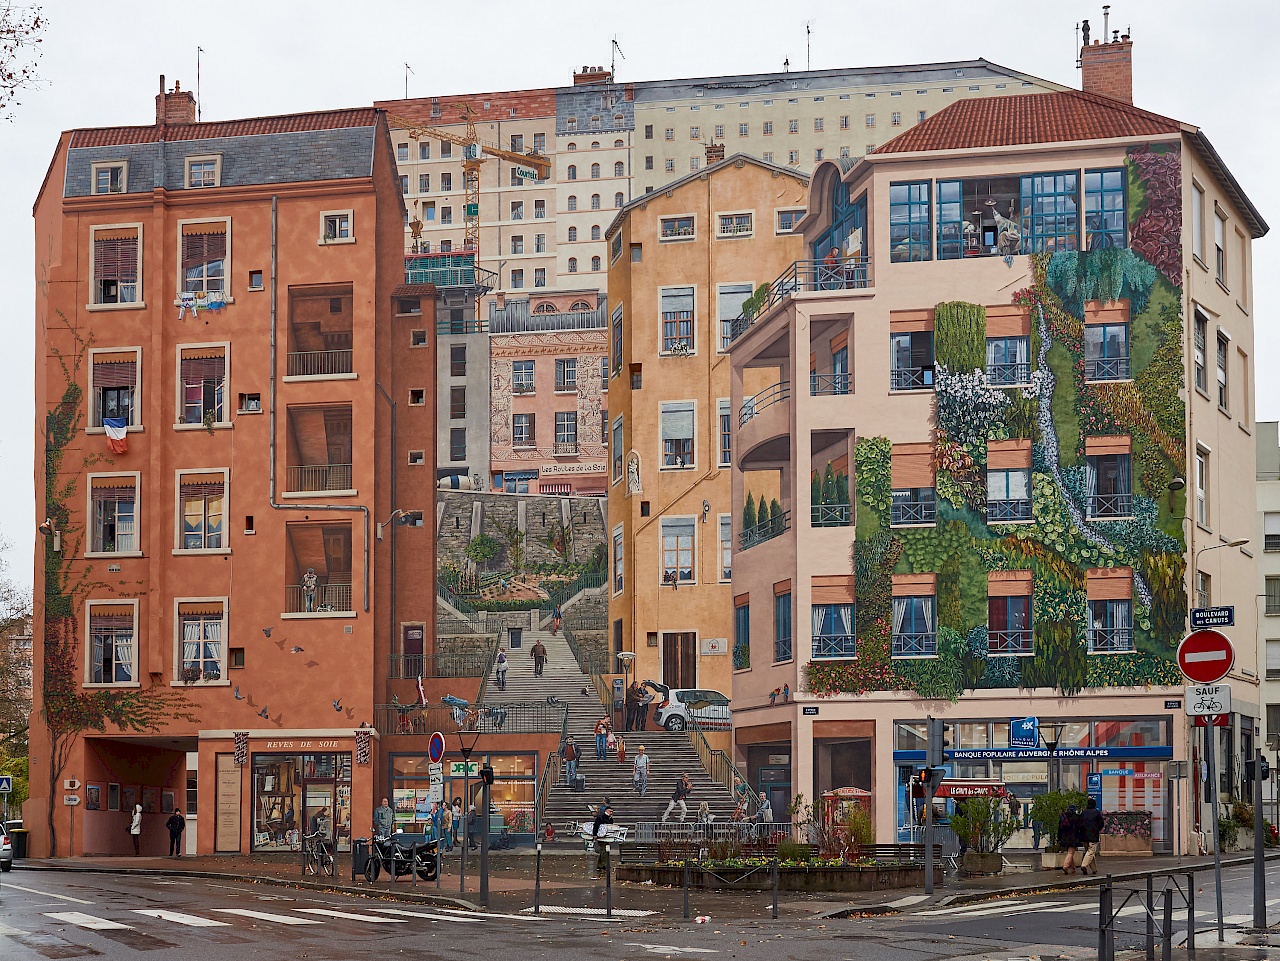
[257,706,269,718]
[234,686,245,700]
[332,698,343,712]
[581,686,590,697]
[262,627,272,638]
[290,646,304,654]
[546,695,561,705]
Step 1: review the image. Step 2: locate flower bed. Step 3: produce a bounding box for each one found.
[617,860,940,892]
[1101,811,1153,855]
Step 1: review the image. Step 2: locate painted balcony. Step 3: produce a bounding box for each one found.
[727,257,873,347]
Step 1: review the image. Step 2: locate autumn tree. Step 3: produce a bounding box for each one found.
[0,3,46,120]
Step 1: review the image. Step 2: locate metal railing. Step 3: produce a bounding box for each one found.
[512,382,535,395]
[404,254,498,292]
[1088,627,1134,654]
[287,349,353,377]
[1265,534,1280,552]
[810,503,851,527]
[661,224,696,239]
[375,701,567,736]
[387,650,496,679]
[286,464,353,493]
[811,634,857,658]
[739,510,790,550]
[809,371,850,396]
[891,631,937,658]
[542,570,608,617]
[726,257,873,345]
[890,365,935,391]
[553,441,580,455]
[1088,492,1134,519]
[685,711,760,819]
[890,498,936,526]
[436,318,488,335]
[739,381,790,426]
[285,583,353,614]
[718,222,754,237]
[1095,872,1197,961]
[987,498,1032,522]
[988,629,1033,656]
[1085,356,1131,381]
[535,730,565,831]
[985,362,1031,385]
[561,618,612,682]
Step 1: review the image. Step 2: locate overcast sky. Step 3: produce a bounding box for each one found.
[2,0,1275,586]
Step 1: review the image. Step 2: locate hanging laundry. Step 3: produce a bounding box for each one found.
[103,416,128,454]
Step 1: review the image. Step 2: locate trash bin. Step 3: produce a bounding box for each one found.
[10,829,28,859]
[351,837,368,879]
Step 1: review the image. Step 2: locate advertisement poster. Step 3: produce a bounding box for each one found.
[162,790,176,814]
[415,790,433,816]
[85,784,101,811]
[122,785,138,812]
[142,786,157,813]
[108,783,120,811]
[393,788,416,822]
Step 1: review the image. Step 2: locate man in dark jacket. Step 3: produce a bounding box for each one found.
[662,774,693,822]
[592,803,614,872]
[1058,804,1084,874]
[1080,797,1104,875]
[166,809,186,857]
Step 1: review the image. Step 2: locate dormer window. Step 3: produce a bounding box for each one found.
[92,162,127,194]
[185,155,221,188]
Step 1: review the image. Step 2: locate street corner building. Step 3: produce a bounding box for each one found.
[720,37,1268,849]
[27,78,439,857]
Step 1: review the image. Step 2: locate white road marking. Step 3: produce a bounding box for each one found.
[295,909,406,924]
[6,883,94,904]
[132,910,231,927]
[914,900,1067,919]
[44,912,133,931]
[913,899,1026,916]
[1223,914,1253,925]
[625,944,718,955]
[432,906,554,921]
[213,909,322,925]
[885,895,930,908]
[372,908,485,923]
[0,922,28,936]
[1038,902,1101,914]
[516,905,650,918]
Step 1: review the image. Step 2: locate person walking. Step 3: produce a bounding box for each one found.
[662,774,693,822]
[373,796,395,837]
[129,803,143,855]
[615,732,626,765]
[530,638,548,678]
[452,798,463,848]
[1059,803,1084,875]
[637,685,654,731]
[1080,797,1104,875]
[551,605,562,636]
[755,791,774,824]
[429,801,443,844]
[166,808,185,857]
[624,682,640,732]
[441,800,455,852]
[594,716,610,761]
[494,648,508,692]
[563,736,580,784]
[466,803,479,851]
[591,803,614,874]
[632,744,650,797]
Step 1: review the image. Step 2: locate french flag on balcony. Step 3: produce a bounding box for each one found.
[103,417,128,454]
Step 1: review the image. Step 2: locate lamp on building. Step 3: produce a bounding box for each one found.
[700,500,711,523]
[1195,538,1248,572]
[376,509,421,541]
[38,517,61,553]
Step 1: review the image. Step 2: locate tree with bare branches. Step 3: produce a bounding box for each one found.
[0,3,45,120]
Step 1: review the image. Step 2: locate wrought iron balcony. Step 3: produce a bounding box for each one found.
[811,503,852,527]
[890,365,935,391]
[810,371,850,396]
[285,583,353,614]
[726,257,873,346]
[739,381,790,426]
[1085,357,1131,381]
[436,318,488,335]
[287,349,353,377]
[986,362,1031,386]
[987,498,1032,523]
[812,634,857,658]
[740,510,790,550]
[988,629,1033,656]
[286,464,354,493]
[1088,627,1134,654]
[1087,492,1134,519]
[890,498,936,526]
[891,632,937,658]
[553,441,580,455]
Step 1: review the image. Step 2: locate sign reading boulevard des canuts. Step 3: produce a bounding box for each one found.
[1189,606,1234,629]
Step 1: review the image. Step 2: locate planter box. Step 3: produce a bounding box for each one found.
[616,862,942,892]
[1100,834,1152,856]
[961,851,1003,877]
[1040,850,1066,869]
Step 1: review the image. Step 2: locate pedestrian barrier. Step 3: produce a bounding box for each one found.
[1096,872,1196,961]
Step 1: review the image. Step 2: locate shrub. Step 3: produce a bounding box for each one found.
[465,532,502,566]
[949,796,1018,854]
[743,492,756,531]
[776,838,808,863]
[1232,800,1255,827]
[1218,817,1239,851]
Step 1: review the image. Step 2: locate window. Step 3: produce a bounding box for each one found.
[1194,314,1208,393]
[440,240,451,252]
[418,142,430,160]
[450,386,466,419]
[591,256,601,271]
[554,411,578,451]
[661,216,695,240]
[644,124,654,139]
[568,226,578,242]
[665,128,674,141]
[180,221,227,294]
[440,206,453,224]
[935,180,964,260]
[892,112,902,126]
[889,330,934,390]
[611,304,623,376]
[1217,334,1229,411]
[717,282,752,350]
[988,593,1032,656]
[611,417,624,482]
[1195,448,1210,526]
[1268,577,1280,615]
[509,134,523,153]
[400,175,409,195]
[555,357,577,391]
[186,156,220,188]
[645,156,654,170]
[1266,513,1280,552]
[812,602,855,658]
[408,388,426,405]
[918,110,927,122]
[689,126,700,140]
[1088,598,1133,653]
[660,401,695,468]
[567,257,578,273]
[1215,210,1227,284]
[1019,172,1078,253]
[714,124,725,139]
[178,601,225,683]
[774,590,792,662]
[986,336,1031,385]
[423,202,435,222]
[441,172,452,191]
[407,450,425,466]
[665,159,675,172]
[591,194,601,209]
[532,132,545,153]
[612,525,624,593]
[889,181,931,262]
[92,161,127,194]
[865,113,875,128]
[419,173,430,193]
[892,594,936,657]
[717,212,752,237]
[733,599,750,669]
[88,603,136,684]
[531,232,545,254]
[449,428,466,462]
[660,518,695,584]
[718,399,732,466]
[614,191,624,208]
[510,234,524,256]
[178,346,226,425]
[719,515,732,581]
[1085,322,1130,380]
[567,195,577,211]
[1196,571,1211,610]
[762,121,773,136]
[90,349,138,429]
[788,150,799,164]
[987,468,1031,523]
[1086,451,1133,519]
[1192,183,1205,262]
[814,148,824,161]
[89,475,138,554]
[591,225,601,241]
[396,142,409,161]
[739,122,749,136]
[513,360,535,393]
[660,286,694,352]
[1084,169,1126,249]
[179,473,225,550]
[534,268,546,287]
[510,201,524,221]
[567,164,577,181]
[630,243,642,262]
[612,160,624,177]
[788,119,798,134]
[776,209,803,234]
[319,211,353,244]
[590,163,601,179]
[534,199,545,219]
[512,413,535,447]
[249,270,263,289]
[891,487,936,526]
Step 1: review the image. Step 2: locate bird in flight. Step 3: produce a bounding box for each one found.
[257,706,269,718]
[262,627,272,638]
[332,698,343,712]
[234,686,245,700]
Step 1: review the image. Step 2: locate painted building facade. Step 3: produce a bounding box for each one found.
[1256,422,1280,811]
[726,60,1267,848]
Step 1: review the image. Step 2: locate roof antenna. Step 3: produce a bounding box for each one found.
[404,62,414,100]
[610,36,625,82]
[806,22,811,71]
[783,57,790,72]
[196,47,203,121]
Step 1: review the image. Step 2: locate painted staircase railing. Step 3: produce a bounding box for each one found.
[685,710,759,818]
[534,709,568,834]
[562,621,612,711]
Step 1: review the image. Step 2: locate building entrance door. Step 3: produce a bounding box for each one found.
[661,632,697,689]
[508,628,523,649]
[758,765,791,818]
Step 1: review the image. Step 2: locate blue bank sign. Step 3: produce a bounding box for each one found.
[1009,717,1040,749]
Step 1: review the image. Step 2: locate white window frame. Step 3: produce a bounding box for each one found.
[659,284,697,356]
[184,154,223,188]
[717,282,753,353]
[1191,181,1205,265]
[659,399,697,470]
[87,346,143,434]
[85,471,143,559]
[174,342,232,430]
[91,160,128,195]
[319,209,355,245]
[87,222,145,310]
[659,212,697,243]
[776,208,805,235]
[173,596,229,686]
[719,513,732,582]
[717,398,732,465]
[716,210,754,239]
[611,415,624,484]
[84,598,140,688]
[174,217,234,306]
[659,515,698,585]
[612,524,625,595]
[1195,445,1210,528]
[173,467,231,555]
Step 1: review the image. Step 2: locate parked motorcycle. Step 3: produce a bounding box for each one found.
[364,833,437,882]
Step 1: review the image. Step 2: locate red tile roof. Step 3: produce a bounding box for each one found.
[874,90,1181,154]
[69,108,380,149]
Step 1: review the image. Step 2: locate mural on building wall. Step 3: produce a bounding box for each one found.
[807,143,1187,700]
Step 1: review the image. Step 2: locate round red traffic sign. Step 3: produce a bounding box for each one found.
[428,731,446,764]
[1176,629,1235,684]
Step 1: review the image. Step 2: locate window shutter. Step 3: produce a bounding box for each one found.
[180,351,226,383]
[1265,513,1280,536]
[91,483,135,503]
[1087,566,1133,600]
[90,613,134,631]
[718,284,753,321]
[1267,640,1280,673]
[180,473,225,499]
[891,444,935,487]
[661,287,694,315]
[93,360,137,388]
[660,403,695,440]
[181,228,227,270]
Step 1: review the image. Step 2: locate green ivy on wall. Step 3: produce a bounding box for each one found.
[934,301,987,373]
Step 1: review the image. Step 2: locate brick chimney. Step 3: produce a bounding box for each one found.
[704,141,725,164]
[573,65,612,86]
[155,75,197,126]
[1080,34,1133,104]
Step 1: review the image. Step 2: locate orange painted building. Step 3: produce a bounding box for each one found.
[28,79,436,856]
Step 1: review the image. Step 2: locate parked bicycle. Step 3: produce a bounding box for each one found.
[302,831,335,877]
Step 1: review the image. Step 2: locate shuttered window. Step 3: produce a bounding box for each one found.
[92,227,140,304]
[180,348,226,425]
[181,224,227,293]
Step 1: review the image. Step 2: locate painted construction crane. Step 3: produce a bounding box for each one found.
[386,107,552,255]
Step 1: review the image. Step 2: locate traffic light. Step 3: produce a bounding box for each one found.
[926,716,952,768]
[480,763,495,786]
[1244,757,1270,781]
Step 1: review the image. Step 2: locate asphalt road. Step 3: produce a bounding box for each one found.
[0,866,1275,961]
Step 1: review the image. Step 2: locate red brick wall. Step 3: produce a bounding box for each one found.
[1080,40,1133,104]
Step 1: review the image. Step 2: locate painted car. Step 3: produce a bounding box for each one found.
[646,683,731,732]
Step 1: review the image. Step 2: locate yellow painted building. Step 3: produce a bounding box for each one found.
[604,153,809,706]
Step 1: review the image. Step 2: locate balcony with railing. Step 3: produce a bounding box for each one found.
[287,285,354,382]
[890,491,937,527]
[810,503,851,527]
[285,582,353,614]
[740,510,790,551]
[810,371,850,396]
[553,441,580,456]
[388,648,497,680]
[285,406,354,496]
[986,361,1031,386]
[812,633,857,658]
[1088,627,1134,653]
[405,251,497,292]
[987,497,1032,523]
[287,464,354,493]
[1087,492,1133,519]
[436,317,488,335]
[891,631,937,658]
[988,629,1033,656]
[1084,356,1131,381]
[1266,534,1280,553]
[287,349,354,378]
[739,381,791,426]
[726,257,873,347]
[376,702,567,737]
[890,365,935,391]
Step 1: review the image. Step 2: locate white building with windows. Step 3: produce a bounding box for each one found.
[1256,422,1280,809]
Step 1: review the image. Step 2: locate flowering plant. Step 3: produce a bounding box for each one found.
[1103,810,1152,839]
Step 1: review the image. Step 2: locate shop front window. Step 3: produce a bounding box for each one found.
[391,753,538,837]
[252,752,352,853]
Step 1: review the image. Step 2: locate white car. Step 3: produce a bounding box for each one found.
[1,821,12,872]
[647,684,731,732]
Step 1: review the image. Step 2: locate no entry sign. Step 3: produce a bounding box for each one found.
[1176,629,1235,684]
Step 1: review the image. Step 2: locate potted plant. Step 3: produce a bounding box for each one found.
[1028,790,1087,868]
[950,795,1018,876]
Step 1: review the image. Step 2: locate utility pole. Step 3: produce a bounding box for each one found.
[1253,747,1266,931]
[1205,725,1224,940]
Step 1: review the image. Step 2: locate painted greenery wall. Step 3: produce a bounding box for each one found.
[808,143,1186,700]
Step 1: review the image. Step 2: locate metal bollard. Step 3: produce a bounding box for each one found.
[772,857,779,920]
[683,859,690,919]
[1162,888,1173,961]
[534,841,542,915]
[412,843,418,887]
[1098,881,1109,961]
[1146,874,1155,961]
[1104,877,1115,961]
[605,843,613,919]
[1186,874,1196,960]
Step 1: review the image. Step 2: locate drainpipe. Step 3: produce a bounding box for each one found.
[266,194,371,612]
[377,382,397,666]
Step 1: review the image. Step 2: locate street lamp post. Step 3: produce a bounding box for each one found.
[617,652,635,730]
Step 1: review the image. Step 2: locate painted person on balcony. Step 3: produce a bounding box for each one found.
[821,246,842,291]
[632,744,650,796]
[302,568,318,612]
[530,638,548,677]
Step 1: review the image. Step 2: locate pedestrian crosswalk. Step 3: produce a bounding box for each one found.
[900,896,1271,930]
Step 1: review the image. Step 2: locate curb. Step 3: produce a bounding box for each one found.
[14,862,480,911]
